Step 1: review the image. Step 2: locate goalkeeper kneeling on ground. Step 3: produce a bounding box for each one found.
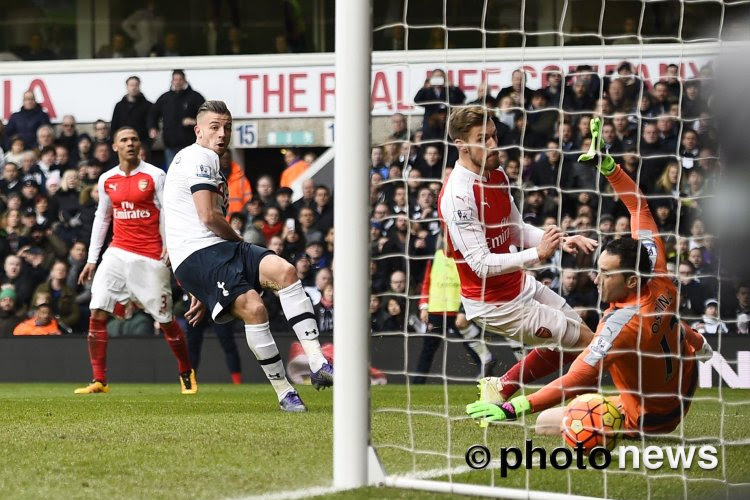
[466,117,713,437]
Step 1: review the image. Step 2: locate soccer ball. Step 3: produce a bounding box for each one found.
[561,393,623,454]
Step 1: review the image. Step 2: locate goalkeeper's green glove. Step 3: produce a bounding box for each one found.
[465,396,531,424]
[577,116,616,176]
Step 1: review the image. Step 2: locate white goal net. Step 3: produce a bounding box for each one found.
[359,1,750,498]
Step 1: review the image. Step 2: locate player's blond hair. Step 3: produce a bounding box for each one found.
[197,100,232,119]
[448,105,492,142]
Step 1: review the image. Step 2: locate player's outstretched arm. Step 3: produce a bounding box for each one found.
[578,117,665,272]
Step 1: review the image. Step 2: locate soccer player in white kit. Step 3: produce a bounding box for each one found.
[163,101,332,412]
[437,106,598,405]
[75,127,196,395]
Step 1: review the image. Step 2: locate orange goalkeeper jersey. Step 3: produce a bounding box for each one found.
[528,165,706,433]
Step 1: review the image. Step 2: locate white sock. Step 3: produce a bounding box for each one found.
[459,322,493,364]
[244,322,294,401]
[278,280,327,372]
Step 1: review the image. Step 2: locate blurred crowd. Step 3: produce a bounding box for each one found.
[1,60,748,340]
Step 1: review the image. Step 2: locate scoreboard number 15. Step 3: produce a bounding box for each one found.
[233,121,259,148]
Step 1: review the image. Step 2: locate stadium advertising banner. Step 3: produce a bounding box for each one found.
[1,55,711,122]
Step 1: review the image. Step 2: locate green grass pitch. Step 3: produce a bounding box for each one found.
[0,383,748,499]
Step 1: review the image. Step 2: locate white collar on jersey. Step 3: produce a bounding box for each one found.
[115,160,145,177]
[454,160,505,182]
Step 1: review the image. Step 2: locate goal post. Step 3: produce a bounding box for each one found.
[333,0,373,490]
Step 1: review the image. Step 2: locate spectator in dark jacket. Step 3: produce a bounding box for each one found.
[56,115,80,161]
[4,91,51,150]
[147,70,205,168]
[413,69,465,124]
[111,76,153,147]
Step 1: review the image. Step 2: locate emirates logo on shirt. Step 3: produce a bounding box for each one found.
[114,201,151,220]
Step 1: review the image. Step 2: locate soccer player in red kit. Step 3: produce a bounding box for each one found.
[75,127,196,395]
[467,118,712,435]
[438,106,598,406]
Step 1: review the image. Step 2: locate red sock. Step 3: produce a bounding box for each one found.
[161,319,192,374]
[231,372,242,385]
[88,318,108,383]
[499,348,578,400]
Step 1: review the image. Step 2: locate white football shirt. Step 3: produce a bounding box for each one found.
[163,143,229,270]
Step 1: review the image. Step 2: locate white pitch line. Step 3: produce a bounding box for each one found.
[222,484,341,500]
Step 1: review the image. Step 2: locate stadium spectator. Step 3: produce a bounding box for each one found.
[13,296,61,336]
[32,260,79,331]
[563,78,595,114]
[3,91,51,150]
[606,79,634,114]
[313,283,334,334]
[121,2,165,57]
[414,68,466,122]
[680,130,701,168]
[36,125,55,151]
[35,146,58,188]
[370,146,388,179]
[612,113,636,150]
[682,80,705,120]
[735,283,750,334]
[55,145,72,171]
[656,116,679,153]
[413,143,443,180]
[312,185,333,234]
[292,178,316,212]
[1,162,21,197]
[92,119,112,147]
[77,135,93,163]
[219,150,252,217]
[691,298,729,336]
[96,32,137,58]
[148,70,205,168]
[0,286,23,336]
[468,80,497,109]
[496,69,533,107]
[614,61,644,105]
[526,90,557,138]
[149,31,181,57]
[19,177,41,210]
[305,265,332,306]
[280,148,309,188]
[54,170,84,245]
[260,206,283,243]
[388,113,412,141]
[111,76,153,146]
[297,206,322,244]
[56,115,80,161]
[542,70,563,108]
[92,142,114,169]
[599,122,622,154]
[254,174,275,207]
[1,254,39,310]
[650,81,672,116]
[4,136,26,166]
[275,187,296,222]
[376,296,408,333]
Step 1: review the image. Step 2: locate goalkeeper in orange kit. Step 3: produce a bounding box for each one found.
[467,117,713,436]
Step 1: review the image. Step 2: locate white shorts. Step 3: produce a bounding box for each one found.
[89,247,173,323]
[462,274,582,348]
